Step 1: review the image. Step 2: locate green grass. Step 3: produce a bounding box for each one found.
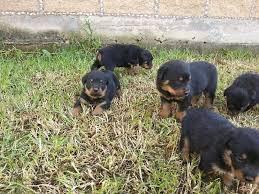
[0,42,259,193]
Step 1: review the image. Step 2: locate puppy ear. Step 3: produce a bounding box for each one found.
[140,49,146,57]
[140,49,151,59]
[157,66,168,82]
[224,87,230,97]
[81,73,89,85]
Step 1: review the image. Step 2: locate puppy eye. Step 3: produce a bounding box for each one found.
[237,154,247,162]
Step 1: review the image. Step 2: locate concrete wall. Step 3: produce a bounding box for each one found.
[0,0,259,50]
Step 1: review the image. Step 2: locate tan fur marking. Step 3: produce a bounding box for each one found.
[141,62,151,69]
[223,150,245,182]
[234,169,244,181]
[182,137,190,162]
[161,84,176,96]
[72,106,83,117]
[160,81,186,97]
[212,164,234,186]
[223,173,235,186]
[175,111,186,122]
[84,87,107,99]
[159,101,171,118]
[92,101,106,115]
[223,150,233,167]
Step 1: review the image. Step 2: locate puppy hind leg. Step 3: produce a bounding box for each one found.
[203,92,214,109]
[72,99,83,117]
[180,137,190,162]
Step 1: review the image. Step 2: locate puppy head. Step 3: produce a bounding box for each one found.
[224,87,252,114]
[224,129,259,184]
[139,49,153,69]
[82,70,108,99]
[157,60,191,98]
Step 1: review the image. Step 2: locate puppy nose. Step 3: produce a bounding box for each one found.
[93,88,99,92]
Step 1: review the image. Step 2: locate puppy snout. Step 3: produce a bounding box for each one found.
[93,87,99,92]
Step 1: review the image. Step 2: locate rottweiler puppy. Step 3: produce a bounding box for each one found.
[91,44,153,73]
[156,60,217,121]
[224,73,259,115]
[72,70,121,116]
[180,108,259,186]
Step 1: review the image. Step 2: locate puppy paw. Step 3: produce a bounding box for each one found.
[72,106,83,117]
[92,106,104,115]
[222,174,234,187]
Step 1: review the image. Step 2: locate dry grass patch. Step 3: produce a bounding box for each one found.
[0,46,258,193]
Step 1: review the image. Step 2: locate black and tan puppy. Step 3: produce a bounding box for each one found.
[72,70,121,116]
[156,60,217,121]
[91,44,153,73]
[180,108,259,186]
[224,73,259,115]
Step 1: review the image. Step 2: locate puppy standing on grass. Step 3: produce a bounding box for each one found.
[72,70,121,116]
[180,108,259,186]
[91,44,153,74]
[156,60,217,121]
[224,73,259,115]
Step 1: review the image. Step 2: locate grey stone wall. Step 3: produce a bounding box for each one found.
[0,0,259,50]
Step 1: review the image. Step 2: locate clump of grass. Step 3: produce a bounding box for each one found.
[0,39,258,193]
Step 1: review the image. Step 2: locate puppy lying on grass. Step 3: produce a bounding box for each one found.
[179,108,259,186]
[224,72,259,115]
[156,60,217,121]
[72,70,121,116]
[91,44,153,74]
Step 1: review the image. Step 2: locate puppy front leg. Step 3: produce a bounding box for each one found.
[179,136,190,162]
[159,96,172,118]
[92,101,111,115]
[200,150,234,187]
[175,100,190,122]
[72,99,83,117]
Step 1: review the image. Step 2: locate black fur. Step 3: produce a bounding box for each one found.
[224,73,259,114]
[180,108,259,185]
[73,70,120,115]
[156,60,217,119]
[91,44,153,71]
